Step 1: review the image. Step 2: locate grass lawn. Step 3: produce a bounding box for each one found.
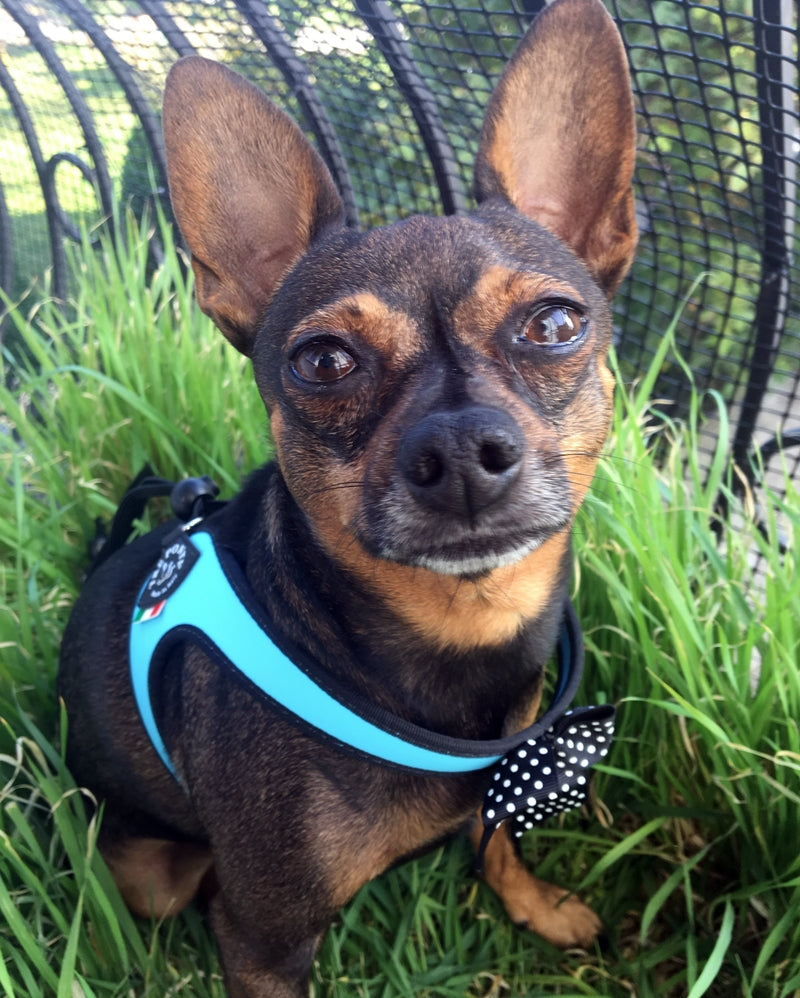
[1,215,798,997]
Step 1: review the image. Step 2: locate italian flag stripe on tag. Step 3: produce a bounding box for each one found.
[134,600,166,624]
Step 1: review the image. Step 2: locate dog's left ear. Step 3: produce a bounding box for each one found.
[162,57,344,356]
[475,0,637,296]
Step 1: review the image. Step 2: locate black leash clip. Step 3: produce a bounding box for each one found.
[88,465,221,575]
[170,475,220,525]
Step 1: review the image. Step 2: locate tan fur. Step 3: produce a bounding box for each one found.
[451,266,586,355]
[163,58,342,354]
[286,294,421,362]
[475,0,637,296]
[471,821,602,948]
[317,794,470,910]
[307,518,570,651]
[105,837,213,919]
[503,685,544,737]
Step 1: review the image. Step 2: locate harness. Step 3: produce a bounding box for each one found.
[117,473,615,858]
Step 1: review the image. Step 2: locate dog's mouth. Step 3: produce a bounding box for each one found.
[360,489,571,578]
[381,531,553,577]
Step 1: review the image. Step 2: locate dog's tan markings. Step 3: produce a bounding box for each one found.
[105,837,213,919]
[503,685,543,736]
[286,293,420,367]
[268,408,284,445]
[557,355,616,509]
[561,430,607,510]
[277,384,573,650]
[276,294,423,446]
[163,58,343,356]
[305,479,570,651]
[560,418,610,508]
[385,532,570,650]
[452,266,583,353]
[475,0,637,296]
[317,804,457,910]
[598,354,615,399]
[451,266,610,424]
[469,819,602,948]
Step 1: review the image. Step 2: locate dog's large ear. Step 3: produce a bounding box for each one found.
[163,57,344,356]
[475,0,637,296]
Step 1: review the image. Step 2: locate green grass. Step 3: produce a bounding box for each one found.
[1,214,798,997]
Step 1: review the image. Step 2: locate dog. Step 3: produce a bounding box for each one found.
[58,0,636,994]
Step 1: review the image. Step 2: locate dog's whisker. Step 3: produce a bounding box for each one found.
[298,480,364,500]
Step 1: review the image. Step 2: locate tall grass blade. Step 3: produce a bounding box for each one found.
[686,901,734,998]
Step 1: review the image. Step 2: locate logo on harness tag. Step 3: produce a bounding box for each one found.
[137,534,199,611]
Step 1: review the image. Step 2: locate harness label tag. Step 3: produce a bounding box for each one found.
[137,532,200,610]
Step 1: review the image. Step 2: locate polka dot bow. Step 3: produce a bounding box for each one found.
[481,704,615,844]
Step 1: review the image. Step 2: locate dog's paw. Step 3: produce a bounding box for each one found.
[503,873,602,949]
[471,820,602,949]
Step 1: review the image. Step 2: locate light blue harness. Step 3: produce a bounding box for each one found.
[128,524,614,852]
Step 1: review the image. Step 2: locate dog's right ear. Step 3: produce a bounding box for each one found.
[475,0,637,297]
[163,57,344,356]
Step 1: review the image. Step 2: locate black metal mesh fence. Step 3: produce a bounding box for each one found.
[1,0,798,497]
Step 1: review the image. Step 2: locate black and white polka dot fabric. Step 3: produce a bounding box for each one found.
[481,704,615,842]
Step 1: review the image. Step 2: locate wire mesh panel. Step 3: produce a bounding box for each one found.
[610,0,800,494]
[0,0,798,492]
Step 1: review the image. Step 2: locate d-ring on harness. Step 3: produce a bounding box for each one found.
[125,482,614,864]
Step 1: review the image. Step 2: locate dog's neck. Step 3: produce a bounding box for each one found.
[222,464,568,742]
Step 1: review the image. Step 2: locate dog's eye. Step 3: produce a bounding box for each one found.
[291,342,357,383]
[519,304,586,346]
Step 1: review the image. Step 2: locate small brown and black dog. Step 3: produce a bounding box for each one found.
[58,0,636,994]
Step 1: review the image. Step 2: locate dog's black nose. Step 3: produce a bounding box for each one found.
[398,407,525,518]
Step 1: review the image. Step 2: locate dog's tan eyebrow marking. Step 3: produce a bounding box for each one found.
[452,266,583,351]
[287,293,421,365]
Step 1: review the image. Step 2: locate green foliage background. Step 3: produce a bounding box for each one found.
[0,213,798,997]
[3,0,795,406]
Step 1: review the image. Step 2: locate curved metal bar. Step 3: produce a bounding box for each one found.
[755,429,800,465]
[519,0,546,16]
[42,153,101,246]
[750,427,800,555]
[0,56,68,300]
[354,0,467,217]
[138,0,197,58]
[233,0,360,229]
[51,0,168,197]
[3,0,114,224]
[731,0,797,473]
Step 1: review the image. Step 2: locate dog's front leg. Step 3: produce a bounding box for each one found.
[470,818,602,949]
[209,891,322,998]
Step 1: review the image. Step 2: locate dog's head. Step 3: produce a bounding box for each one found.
[162,0,637,650]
